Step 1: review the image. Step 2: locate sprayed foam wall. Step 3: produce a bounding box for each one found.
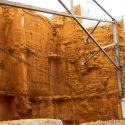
[0,5,125,125]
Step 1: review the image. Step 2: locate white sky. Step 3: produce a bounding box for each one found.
[8,0,125,20]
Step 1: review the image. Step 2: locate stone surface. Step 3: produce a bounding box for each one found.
[0,119,63,125]
[80,120,125,125]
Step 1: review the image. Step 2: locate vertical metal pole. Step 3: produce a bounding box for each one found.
[122,15,125,40]
[70,0,74,14]
[112,21,123,99]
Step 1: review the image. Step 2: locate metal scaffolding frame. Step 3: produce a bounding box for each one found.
[0,0,122,99]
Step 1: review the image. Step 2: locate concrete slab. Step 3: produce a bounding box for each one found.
[0,119,63,125]
[80,120,125,125]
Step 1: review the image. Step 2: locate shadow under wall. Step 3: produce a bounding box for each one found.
[0,96,15,121]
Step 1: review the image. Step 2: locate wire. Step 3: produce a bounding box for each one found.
[87,1,96,6]
[0,48,120,98]
[87,1,89,14]
[0,48,69,84]
[87,0,99,13]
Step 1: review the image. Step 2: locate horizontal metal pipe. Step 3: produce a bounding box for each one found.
[82,44,115,65]
[93,0,115,20]
[102,43,115,49]
[0,0,114,23]
[58,0,119,69]
[76,15,113,23]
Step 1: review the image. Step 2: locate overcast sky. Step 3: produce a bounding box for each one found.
[9,0,125,20]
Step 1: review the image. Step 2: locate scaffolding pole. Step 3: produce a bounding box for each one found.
[0,0,114,23]
[82,43,116,65]
[85,21,100,42]
[93,0,123,99]
[82,50,100,65]
[0,0,123,106]
[58,0,119,69]
[112,22,123,99]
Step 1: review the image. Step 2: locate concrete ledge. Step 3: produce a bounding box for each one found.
[0,119,63,125]
[80,120,125,125]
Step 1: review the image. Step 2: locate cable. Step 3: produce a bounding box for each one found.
[87,1,96,6]
[87,0,99,13]
[0,48,69,84]
[0,48,120,98]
